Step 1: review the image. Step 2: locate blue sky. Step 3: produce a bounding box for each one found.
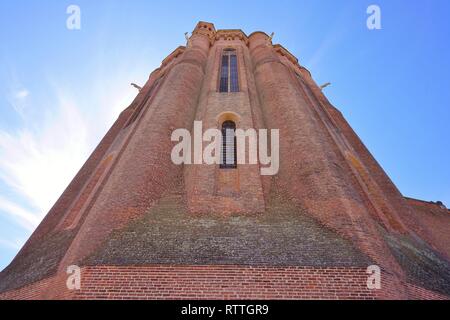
[0,0,449,271]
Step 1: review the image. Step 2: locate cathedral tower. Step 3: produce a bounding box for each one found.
[1,22,449,300]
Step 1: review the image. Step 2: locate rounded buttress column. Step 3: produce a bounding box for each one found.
[248,32,407,290]
[58,33,211,268]
[249,32,357,230]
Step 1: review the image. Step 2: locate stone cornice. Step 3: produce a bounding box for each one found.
[185,22,305,70]
[161,46,186,67]
[215,29,249,45]
[273,44,299,65]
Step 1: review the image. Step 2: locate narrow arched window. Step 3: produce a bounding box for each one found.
[219,49,239,93]
[220,121,237,169]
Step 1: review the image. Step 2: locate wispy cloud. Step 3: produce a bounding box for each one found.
[0,89,91,228]
[0,27,154,272]
[3,66,32,118]
[15,90,29,99]
[0,3,160,272]
[0,75,137,235]
[0,237,24,250]
[0,195,39,231]
[7,87,30,118]
[305,7,351,70]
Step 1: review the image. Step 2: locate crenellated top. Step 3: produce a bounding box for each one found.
[192,21,216,40]
[215,29,249,45]
[190,22,301,67]
[153,22,314,82]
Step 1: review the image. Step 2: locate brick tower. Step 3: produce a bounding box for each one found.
[1,22,449,300]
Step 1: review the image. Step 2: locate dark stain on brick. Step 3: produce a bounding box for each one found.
[85,193,373,267]
[0,230,76,293]
[385,232,450,296]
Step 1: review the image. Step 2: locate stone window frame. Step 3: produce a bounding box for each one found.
[218,48,240,93]
[220,120,238,169]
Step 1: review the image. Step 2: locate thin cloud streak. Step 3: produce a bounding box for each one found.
[0,237,25,251]
[6,88,30,118]
[0,73,139,236]
[305,6,351,70]
[0,195,39,231]
[0,90,91,216]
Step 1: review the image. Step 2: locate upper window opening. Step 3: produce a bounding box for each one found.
[219,49,239,93]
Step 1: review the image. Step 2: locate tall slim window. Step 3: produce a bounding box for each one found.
[219,49,239,93]
[220,121,237,169]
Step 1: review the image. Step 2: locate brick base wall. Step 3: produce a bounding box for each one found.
[1,265,447,300]
[405,283,448,300]
[0,276,57,300]
[75,266,376,300]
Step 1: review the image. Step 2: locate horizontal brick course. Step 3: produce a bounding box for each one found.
[76,266,377,300]
[1,265,447,300]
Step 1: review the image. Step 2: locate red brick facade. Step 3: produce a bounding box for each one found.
[1,22,449,300]
[1,266,447,300]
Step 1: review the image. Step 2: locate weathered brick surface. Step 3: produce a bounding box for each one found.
[74,266,377,300]
[0,230,76,293]
[57,32,211,271]
[402,198,450,260]
[84,191,372,268]
[384,228,450,296]
[185,41,266,214]
[0,276,57,300]
[248,32,406,279]
[1,265,447,300]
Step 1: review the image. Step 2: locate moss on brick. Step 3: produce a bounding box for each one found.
[385,232,450,296]
[0,230,76,293]
[85,192,373,267]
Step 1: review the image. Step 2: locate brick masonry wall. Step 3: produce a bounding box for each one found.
[0,277,56,300]
[405,283,449,300]
[56,32,212,269]
[248,32,406,279]
[75,266,377,300]
[403,198,450,260]
[184,40,266,214]
[1,265,447,300]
